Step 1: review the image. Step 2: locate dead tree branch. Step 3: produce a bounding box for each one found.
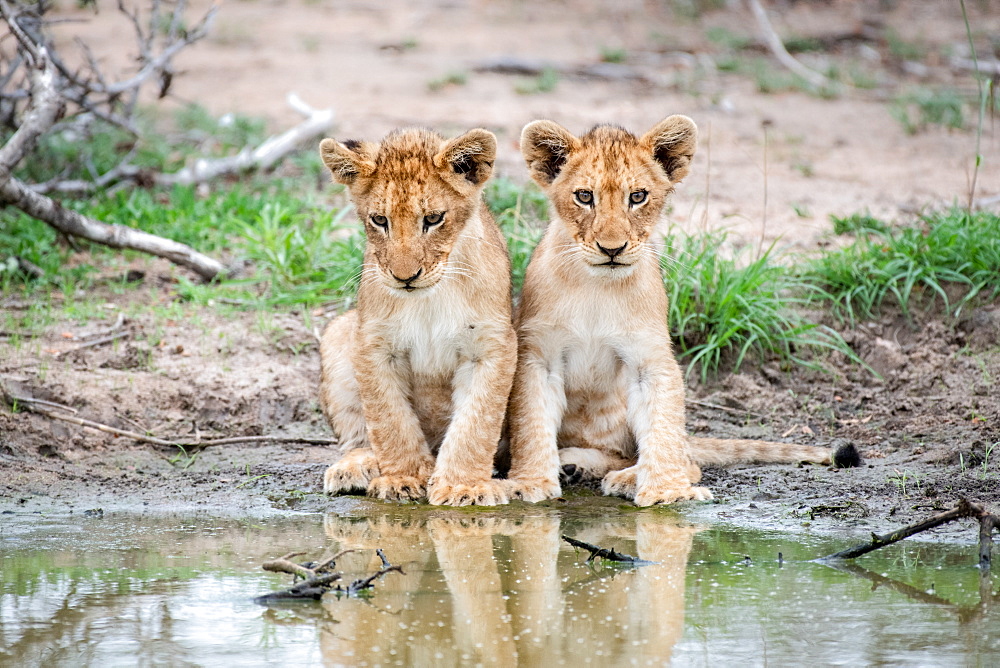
[561,535,655,565]
[2,389,338,447]
[747,0,835,91]
[0,174,228,279]
[820,499,998,568]
[343,565,405,596]
[256,549,403,604]
[159,94,335,186]
[0,3,333,282]
[0,1,231,280]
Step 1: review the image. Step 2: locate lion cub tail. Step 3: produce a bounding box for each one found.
[686,437,862,469]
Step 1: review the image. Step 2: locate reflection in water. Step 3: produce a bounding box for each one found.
[1,507,999,666]
[317,512,696,666]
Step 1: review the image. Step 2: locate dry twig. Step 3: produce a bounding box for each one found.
[562,535,655,565]
[3,391,337,447]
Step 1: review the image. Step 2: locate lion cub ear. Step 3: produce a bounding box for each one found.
[434,128,497,189]
[641,115,698,183]
[319,138,376,185]
[520,120,580,186]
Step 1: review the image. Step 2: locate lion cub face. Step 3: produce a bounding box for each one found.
[320,128,496,293]
[520,117,697,276]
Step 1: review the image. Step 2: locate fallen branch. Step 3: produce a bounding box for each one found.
[54,330,131,358]
[951,56,1000,77]
[3,391,337,447]
[33,94,335,195]
[262,549,355,581]
[561,535,655,565]
[75,313,126,342]
[343,564,405,596]
[0,174,227,280]
[256,548,403,604]
[820,499,998,568]
[254,572,344,603]
[973,193,1000,210]
[159,94,335,187]
[747,0,835,91]
[472,57,654,83]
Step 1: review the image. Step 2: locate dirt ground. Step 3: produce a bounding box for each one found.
[2,274,998,538]
[48,0,1000,249]
[2,0,1000,538]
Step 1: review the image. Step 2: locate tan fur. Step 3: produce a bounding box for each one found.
[505,117,832,506]
[318,128,516,506]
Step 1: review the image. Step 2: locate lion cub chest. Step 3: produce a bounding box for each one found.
[536,289,641,390]
[373,292,484,379]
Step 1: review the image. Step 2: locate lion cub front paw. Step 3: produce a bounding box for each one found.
[324,451,380,494]
[367,475,427,502]
[503,477,561,503]
[428,480,509,506]
[633,484,713,507]
[601,467,638,499]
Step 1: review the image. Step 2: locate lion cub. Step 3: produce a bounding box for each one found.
[504,117,856,506]
[317,128,515,506]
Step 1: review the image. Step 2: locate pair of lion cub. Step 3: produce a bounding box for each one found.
[316,116,856,507]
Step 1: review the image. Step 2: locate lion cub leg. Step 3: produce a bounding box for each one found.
[427,333,516,507]
[503,343,565,502]
[602,356,711,506]
[352,341,437,502]
[319,312,381,494]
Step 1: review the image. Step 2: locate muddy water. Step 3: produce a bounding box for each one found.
[2,498,998,667]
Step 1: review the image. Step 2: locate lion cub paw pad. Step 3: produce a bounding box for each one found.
[428,481,508,507]
[634,485,714,507]
[503,478,561,503]
[367,476,427,502]
[323,461,378,495]
[601,469,638,499]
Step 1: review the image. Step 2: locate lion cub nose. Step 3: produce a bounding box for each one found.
[596,242,628,259]
[392,268,423,285]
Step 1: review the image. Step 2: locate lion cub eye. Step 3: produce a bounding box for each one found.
[370,214,389,229]
[423,212,444,230]
[574,190,594,206]
[629,190,648,206]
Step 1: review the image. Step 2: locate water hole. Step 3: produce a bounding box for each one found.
[2,498,997,666]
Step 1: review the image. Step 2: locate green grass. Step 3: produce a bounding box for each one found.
[6,106,998,381]
[600,47,628,64]
[515,68,559,95]
[662,230,853,381]
[891,88,967,134]
[427,70,468,92]
[484,177,547,292]
[806,209,1000,322]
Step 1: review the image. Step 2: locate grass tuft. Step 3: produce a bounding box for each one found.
[891,88,967,134]
[662,229,853,381]
[806,209,1000,322]
[484,177,547,292]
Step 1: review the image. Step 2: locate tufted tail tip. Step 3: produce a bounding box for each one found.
[831,442,863,469]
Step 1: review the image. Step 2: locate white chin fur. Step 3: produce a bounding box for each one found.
[384,280,442,295]
[584,262,637,278]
